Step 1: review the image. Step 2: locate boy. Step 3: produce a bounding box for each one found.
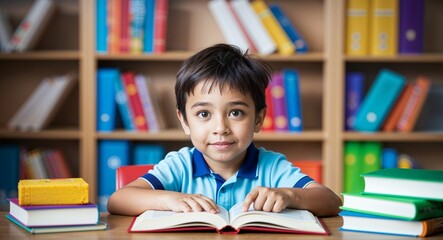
[107,44,342,216]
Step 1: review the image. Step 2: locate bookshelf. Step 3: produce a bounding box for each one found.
[0,0,442,203]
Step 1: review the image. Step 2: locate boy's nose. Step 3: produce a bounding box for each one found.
[213,116,230,135]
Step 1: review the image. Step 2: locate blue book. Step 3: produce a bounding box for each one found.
[381,148,397,169]
[96,0,107,53]
[97,68,118,131]
[114,73,136,131]
[269,4,308,53]
[345,72,365,130]
[354,69,405,132]
[143,0,155,53]
[283,69,302,132]
[98,140,130,212]
[0,145,20,209]
[398,0,425,54]
[133,144,165,165]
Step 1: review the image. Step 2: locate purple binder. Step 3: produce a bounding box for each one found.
[345,72,364,130]
[399,0,425,54]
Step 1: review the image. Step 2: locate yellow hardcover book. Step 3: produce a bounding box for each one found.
[251,0,295,56]
[370,0,398,56]
[346,0,370,56]
[18,178,89,205]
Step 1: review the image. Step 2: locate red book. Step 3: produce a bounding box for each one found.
[153,0,169,53]
[122,72,149,131]
[382,83,413,132]
[262,86,275,131]
[120,0,130,53]
[396,77,431,132]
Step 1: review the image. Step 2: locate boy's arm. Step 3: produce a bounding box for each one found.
[242,183,342,217]
[107,179,219,216]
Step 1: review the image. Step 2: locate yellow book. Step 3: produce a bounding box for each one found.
[251,0,295,55]
[370,0,398,56]
[18,178,89,205]
[346,0,370,56]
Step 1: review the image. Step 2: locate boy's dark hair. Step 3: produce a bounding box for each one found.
[175,44,272,121]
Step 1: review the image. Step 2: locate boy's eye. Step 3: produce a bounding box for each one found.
[229,110,243,118]
[197,111,210,118]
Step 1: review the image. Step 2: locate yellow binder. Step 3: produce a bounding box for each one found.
[370,0,398,56]
[251,0,295,55]
[346,0,370,56]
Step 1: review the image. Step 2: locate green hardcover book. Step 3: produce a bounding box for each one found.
[361,141,382,173]
[362,168,443,201]
[341,192,443,220]
[343,142,364,193]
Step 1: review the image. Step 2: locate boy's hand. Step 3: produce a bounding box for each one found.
[165,193,219,214]
[242,186,290,212]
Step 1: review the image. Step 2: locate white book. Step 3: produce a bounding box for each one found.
[135,74,164,132]
[230,0,276,55]
[208,0,250,53]
[8,78,51,131]
[0,8,12,52]
[9,0,56,51]
[27,74,76,131]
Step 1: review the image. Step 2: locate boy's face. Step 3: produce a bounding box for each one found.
[177,81,265,167]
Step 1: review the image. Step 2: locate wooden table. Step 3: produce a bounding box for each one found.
[1,212,442,239]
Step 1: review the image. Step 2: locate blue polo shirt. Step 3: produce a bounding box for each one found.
[140,143,313,210]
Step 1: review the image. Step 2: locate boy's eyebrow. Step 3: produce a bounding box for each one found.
[190,101,250,109]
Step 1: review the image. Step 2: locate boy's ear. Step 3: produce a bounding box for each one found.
[176,109,191,135]
[254,108,266,133]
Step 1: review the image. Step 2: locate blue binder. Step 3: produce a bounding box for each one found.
[354,69,405,132]
[0,145,20,209]
[283,69,303,132]
[97,68,118,131]
[96,0,107,52]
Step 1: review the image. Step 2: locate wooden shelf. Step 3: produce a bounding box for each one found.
[343,132,443,142]
[345,54,443,63]
[0,51,80,60]
[0,128,81,140]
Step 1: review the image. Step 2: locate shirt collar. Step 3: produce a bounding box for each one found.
[192,143,259,179]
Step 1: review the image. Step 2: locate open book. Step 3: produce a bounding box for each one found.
[128,202,329,234]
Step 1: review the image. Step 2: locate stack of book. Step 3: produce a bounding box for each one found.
[340,168,443,237]
[6,178,107,234]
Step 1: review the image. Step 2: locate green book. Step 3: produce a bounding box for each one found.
[341,192,443,220]
[362,168,443,201]
[343,141,364,193]
[361,141,382,173]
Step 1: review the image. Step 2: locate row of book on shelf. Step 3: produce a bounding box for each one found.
[7,73,77,131]
[97,68,166,132]
[7,178,107,234]
[346,0,425,56]
[0,145,72,210]
[208,0,308,56]
[345,68,443,132]
[96,0,168,54]
[343,141,418,194]
[339,168,443,237]
[0,0,55,52]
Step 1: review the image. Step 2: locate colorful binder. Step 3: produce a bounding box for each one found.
[370,0,398,56]
[398,0,425,54]
[346,0,370,56]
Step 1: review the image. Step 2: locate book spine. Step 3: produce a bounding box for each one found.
[97,69,118,131]
[354,69,405,132]
[396,77,431,132]
[382,83,413,132]
[114,71,136,131]
[108,0,121,54]
[130,0,145,54]
[343,141,364,193]
[399,0,424,54]
[0,145,20,208]
[381,148,398,169]
[361,142,382,173]
[208,0,250,53]
[227,1,257,53]
[262,85,275,131]
[230,0,276,55]
[283,69,302,132]
[269,3,308,53]
[153,0,168,53]
[345,0,370,56]
[344,72,365,130]
[370,0,398,56]
[120,0,131,53]
[98,140,130,211]
[270,72,288,131]
[134,144,165,165]
[251,0,295,55]
[122,72,149,131]
[134,74,160,131]
[143,0,155,53]
[96,0,108,52]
